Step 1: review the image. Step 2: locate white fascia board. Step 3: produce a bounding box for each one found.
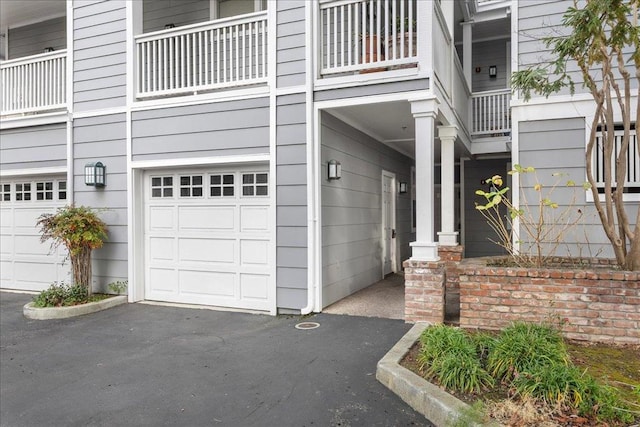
[130,154,271,170]
[0,166,67,177]
[0,111,68,129]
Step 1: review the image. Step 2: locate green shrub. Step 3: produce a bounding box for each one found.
[487,322,568,381]
[107,280,127,295]
[32,282,88,307]
[38,205,107,295]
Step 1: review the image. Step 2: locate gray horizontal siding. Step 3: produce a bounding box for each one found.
[472,39,508,92]
[519,118,638,258]
[276,2,306,87]
[276,93,308,311]
[8,17,66,59]
[314,79,429,102]
[321,111,413,308]
[0,124,67,171]
[131,98,270,161]
[73,113,128,292]
[463,158,510,258]
[143,0,209,33]
[73,1,127,112]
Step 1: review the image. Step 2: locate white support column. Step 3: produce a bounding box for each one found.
[410,97,440,261]
[437,125,459,246]
[462,21,473,90]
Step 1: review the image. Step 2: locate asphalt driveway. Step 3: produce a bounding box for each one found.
[0,292,430,427]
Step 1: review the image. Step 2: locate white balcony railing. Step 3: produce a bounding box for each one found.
[135,11,268,99]
[471,89,511,136]
[319,0,418,75]
[1,50,67,116]
[594,128,640,188]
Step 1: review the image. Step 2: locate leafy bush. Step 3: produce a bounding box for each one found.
[107,280,127,295]
[487,322,568,382]
[38,205,107,295]
[32,282,88,307]
[475,165,588,268]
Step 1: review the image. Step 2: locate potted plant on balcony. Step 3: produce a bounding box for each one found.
[358,9,387,74]
[387,15,417,69]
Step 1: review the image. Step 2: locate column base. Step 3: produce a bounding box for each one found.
[437,231,459,246]
[410,241,439,261]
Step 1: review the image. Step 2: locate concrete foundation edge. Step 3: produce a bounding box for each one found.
[376,322,475,427]
[23,295,128,320]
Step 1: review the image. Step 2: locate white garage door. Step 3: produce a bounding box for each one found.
[144,167,273,311]
[0,176,70,291]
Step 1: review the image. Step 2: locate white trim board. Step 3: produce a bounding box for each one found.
[0,166,67,177]
[130,154,271,170]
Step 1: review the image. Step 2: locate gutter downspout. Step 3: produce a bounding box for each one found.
[301,0,316,315]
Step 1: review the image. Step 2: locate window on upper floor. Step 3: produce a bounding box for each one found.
[210,0,266,20]
[592,124,638,195]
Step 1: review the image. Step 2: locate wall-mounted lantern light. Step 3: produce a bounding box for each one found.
[85,162,106,187]
[489,65,497,78]
[328,159,341,180]
[399,182,408,194]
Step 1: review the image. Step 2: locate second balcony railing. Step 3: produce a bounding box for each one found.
[135,11,268,99]
[1,50,67,116]
[320,0,418,75]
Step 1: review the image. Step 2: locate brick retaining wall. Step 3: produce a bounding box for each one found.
[459,259,639,344]
[404,254,639,344]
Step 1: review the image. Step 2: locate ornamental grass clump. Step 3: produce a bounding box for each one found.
[417,324,494,393]
[416,322,634,424]
[37,205,107,296]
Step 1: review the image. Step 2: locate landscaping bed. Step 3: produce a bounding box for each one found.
[400,324,640,427]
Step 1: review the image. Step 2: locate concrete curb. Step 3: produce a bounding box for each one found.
[376,322,478,427]
[23,295,127,320]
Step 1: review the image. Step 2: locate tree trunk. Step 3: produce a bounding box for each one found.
[627,233,640,271]
[71,246,93,296]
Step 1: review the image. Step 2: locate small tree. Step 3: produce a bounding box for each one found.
[512,0,640,270]
[38,205,108,296]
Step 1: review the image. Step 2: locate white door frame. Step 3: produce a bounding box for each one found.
[381,170,397,277]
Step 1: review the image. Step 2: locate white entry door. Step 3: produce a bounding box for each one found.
[0,176,70,291]
[382,171,396,276]
[144,167,273,311]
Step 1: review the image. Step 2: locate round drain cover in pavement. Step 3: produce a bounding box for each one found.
[295,322,320,330]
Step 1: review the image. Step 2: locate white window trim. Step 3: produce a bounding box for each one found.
[210,0,264,21]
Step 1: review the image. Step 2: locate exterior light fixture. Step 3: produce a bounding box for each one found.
[399,182,408,194]
[489,65,497,78]
[85,162,106,187]
[328,159,341,180]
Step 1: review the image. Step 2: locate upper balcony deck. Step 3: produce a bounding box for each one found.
[1,0,512,147]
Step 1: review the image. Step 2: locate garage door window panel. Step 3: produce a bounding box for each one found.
[210,174,235,197]
[180,175,203,197]
[58,181,67,200]
[242,173,268,197]
[151,176,173,198]
[2,184,10,201]
[36,182,54,201]
[15,183,31,201]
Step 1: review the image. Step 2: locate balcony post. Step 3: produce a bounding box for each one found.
[462,21,473,90]
[410,96,440,261]
[437,125,459,246]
